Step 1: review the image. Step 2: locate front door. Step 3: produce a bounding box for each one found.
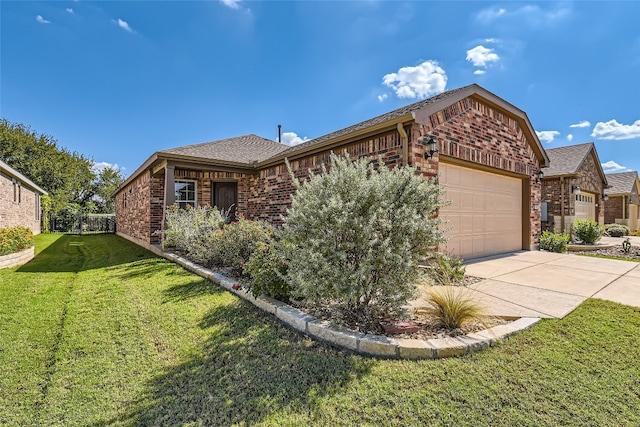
[213,182,237,221]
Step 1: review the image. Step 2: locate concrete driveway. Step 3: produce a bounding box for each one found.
[456,250,640,319]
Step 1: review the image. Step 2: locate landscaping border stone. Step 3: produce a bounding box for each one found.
[0,246,35,269]
[162,251,541,359]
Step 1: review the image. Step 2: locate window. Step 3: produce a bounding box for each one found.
[175,180,196,208]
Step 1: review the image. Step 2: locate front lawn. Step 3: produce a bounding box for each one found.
[1,234,639,426]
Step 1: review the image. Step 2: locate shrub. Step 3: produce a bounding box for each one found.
[571,219,604,244]
[209,217,273,275]
[622,238,632,253]
[417,286,487,330]
[164,205,225,252]
[604,223,630,237]
[278,152,447,332]
[0,226,34,256]
[632,229,640,237]
[424,252,466,286]
[539,230,571,253]
[243,241,290,300]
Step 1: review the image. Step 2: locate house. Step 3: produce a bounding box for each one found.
[604,171,640,231]
[0,159,48,234]
[540,142,608,233]
[115,84,549,260]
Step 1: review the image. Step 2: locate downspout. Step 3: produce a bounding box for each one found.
[397,123,409,166]
[560,177,565,232]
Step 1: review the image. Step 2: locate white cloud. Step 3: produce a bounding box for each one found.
[477,5,570,25]
[473,70,486,75]
[92,162,122,174]
[377,94,388,102]
[36,15,50,24]
[466,45,500,67]
[113,18,134,33]
[476,7,506,22]
[382,60,447,99]
[567,134,574,142]
[280,132,309,146]
[220,0,241,9]
[569,120,590,128]
[536,130,560,143]
[591,119,640,140]
[66,8,74,14]
[601,160,630,174]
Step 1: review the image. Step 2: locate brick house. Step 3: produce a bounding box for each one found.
[603,171,640,231]
[115,84,549,259]
[0,159,47,234]
[540,143,608,233]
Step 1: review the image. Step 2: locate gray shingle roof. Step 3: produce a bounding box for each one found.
[605,171,639,195]
[160,134,289,165]
[542,142,595,176]
[276,85,475,157]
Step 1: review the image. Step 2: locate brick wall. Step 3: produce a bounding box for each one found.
[115,171,151,244]
[0,171,42,234]
[604,196,625,224]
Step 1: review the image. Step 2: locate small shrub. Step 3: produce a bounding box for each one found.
[279,152,447,332]
[243,241,290,300]
[631,229,640,237]
[571,219,604,244]
[604,223,630,237]
[0,226,34,256]
[164,205,225,252]
[425,252,466,285]
[417,286,487,330]
[539,230,571,253]
[622,238,632,254]
[209,217,273,275]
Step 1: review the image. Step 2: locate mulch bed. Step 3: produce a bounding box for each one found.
[570,244,640,261]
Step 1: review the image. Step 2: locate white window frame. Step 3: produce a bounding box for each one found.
[175,180,197,208]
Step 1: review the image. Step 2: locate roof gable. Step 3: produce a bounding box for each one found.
[605,171,639,195]
[0,159,48,195]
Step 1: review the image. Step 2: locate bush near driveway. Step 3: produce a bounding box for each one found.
[571,219,604,244]
[278,153,447,332]
[539,230,571,253]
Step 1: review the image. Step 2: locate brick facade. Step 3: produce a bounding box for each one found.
[0,170,42,234]
[115,171,152,246]
[604,180,640,226]
[541,150,605,233]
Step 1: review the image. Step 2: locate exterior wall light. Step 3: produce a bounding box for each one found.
[602,194,609,201]
[420,135,438,159]
[535,169,544,183]
[572,185,581,195]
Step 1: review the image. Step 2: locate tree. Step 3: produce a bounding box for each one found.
[91,165,125,213]
[0,118,95,217]
[278,153,447,332]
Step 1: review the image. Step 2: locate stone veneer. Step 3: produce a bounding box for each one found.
[0,246,35,269]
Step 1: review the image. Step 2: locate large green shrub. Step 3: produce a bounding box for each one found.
[571,219,604,244]
[209,217,273,275]
[164,205,225,252]
[604,223,630,237]
[243,241,290,300]
[539,230,571,253]
[278,153,447,332]
[0,226,34,256]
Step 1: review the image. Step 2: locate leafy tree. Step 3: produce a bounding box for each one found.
[91,165,125,213]
[278,152,447,332]
[0,118,95,218]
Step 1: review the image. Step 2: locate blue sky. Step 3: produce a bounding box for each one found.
[2,1,639,177]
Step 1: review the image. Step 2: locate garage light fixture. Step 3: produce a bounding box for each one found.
[602,194,609,201]
[572,185,581,195]
[535,169,544,183]
[420,135,438,159]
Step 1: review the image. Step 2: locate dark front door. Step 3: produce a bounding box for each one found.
[213,182,237,220]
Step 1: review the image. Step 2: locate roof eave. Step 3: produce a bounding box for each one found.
[0,159,48,195]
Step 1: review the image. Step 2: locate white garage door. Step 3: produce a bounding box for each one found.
[574,192,596,221]
[439,163,523,259]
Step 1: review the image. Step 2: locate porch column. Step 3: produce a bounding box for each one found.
[165,164,175,207]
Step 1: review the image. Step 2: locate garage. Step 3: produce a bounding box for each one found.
[574,191,596,221]
[439,162,523,259]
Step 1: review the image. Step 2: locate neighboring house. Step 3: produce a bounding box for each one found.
[604,171,640,231]
[115,84,549,260]
[540,143,608,233]
[0,159,48,234]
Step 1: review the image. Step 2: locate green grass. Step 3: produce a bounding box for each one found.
[1,234,639,426]
[577,253,640,262]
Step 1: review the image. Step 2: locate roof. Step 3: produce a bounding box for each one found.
[542,142,596,177]
[0,159,48,195]
[276,85,474,158]
[605,171,639,195]
[160,134,288,165]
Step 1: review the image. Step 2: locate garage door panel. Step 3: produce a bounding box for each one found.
[440,163,523,259]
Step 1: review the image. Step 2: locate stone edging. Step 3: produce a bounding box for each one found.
[0,246,35,269]
[162,252,541,360]
[568,243,615,251]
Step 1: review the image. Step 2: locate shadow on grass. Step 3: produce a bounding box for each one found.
[17,234,157,273]
[94,286,374,426]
